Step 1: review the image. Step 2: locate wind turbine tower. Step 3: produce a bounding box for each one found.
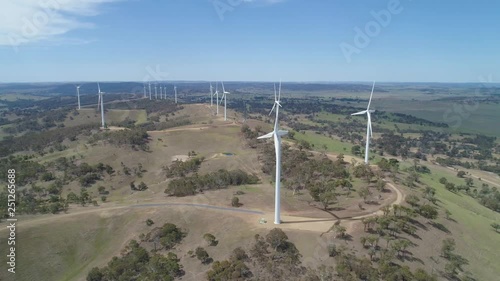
[351,81,376,164]
[155,84,158,100]
[143,84,146,98]
[76,85,81,110]
[174,86,177,104]
[214,83,219,115]
[148,83,152,100]
[257,81,288,224]
[210,83,214,107]
[220,82,230,121]
[97,83,106,129]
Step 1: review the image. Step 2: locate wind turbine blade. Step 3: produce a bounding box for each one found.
[269,103,276,116]
[367,81,375,110]
[367,112,373,138]
[351,110,367,116]
[278,80,282,102]
[257,131,274,139]
[277,130,289,137]
[274,83,277,102]
[222,82,225,93]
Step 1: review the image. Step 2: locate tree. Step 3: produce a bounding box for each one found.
[351,145,361,156]
[414,268,437,281]
[465,177,474,187]
[405,194,420,207]
[376,179,386,192]
[230,247,248,261]
[419,204,438,220]
[358,187,371,203]
[441,238,456,259]
[97,186,106,194]
[265,228,288,251]
[457,171,466,178]
[491,223,500,233]
[195,247,211,264]
[231,196,240,207]
[203,233,217,246]
[146,219,154,226]
[319,190,336,210]
[137,181,148,191]
[333,225,347,239]
[101,196,107,202]
[439,177,448,185]
[86,267,103,281]
[445,209,452,220]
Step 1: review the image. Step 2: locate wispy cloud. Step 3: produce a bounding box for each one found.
[0,0,119,48]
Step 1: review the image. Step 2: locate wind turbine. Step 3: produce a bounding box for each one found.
[143,84,147,98]
[174,85,177,104]
[97,83,106,129]
[214,83,219,115]
[220,82,230,121]
[159,85,163,99]
[75,85,81,110]
[97,85,101,110]
[351,81,376,164]
[257,81,288,224]
[155,84,158,100]
[210,83,214,107]
[148,82,152,100]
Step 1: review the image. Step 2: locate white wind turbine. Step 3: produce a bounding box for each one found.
[155,84,158,100]
[75,85,81,110]
[351,81,376,164]
[160,85,163,99]
[257,81,288,225]
[148,82,152,100]
[174,85,177,104]
[97,83,106,129]
[143,84,147,98]
[219,82,230,121]
[214,83,219,115]
[210,83,214,107]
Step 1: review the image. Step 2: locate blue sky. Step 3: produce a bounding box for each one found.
[1,0,499,83]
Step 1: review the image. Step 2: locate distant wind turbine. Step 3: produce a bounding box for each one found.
[148,82,152,100]
[155,84,158,100]
[97,83,106,129]
[174,85,177,104]
[257,81,288,224]
[220,82,230,121]
[351,81,376,164]
[143,84,146,98]
[159,85,163,99]
[76,85,81,110]
[214,83,219,115]
[210,83,214,107]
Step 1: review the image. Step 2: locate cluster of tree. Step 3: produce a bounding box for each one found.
[0,155,46,185]
[142,223,186,250]
[90,128,150,151]
[0,123,97,156]
[439,176,500,212]
[164,157,204,178]
[130,181,148,191]
[1,107,72,135]
[206,228,304,281]
[86,240,183,281]
[0,183,71,219]
[476,184,500,212]
[165,169,259,197]
[440,238,472,280]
